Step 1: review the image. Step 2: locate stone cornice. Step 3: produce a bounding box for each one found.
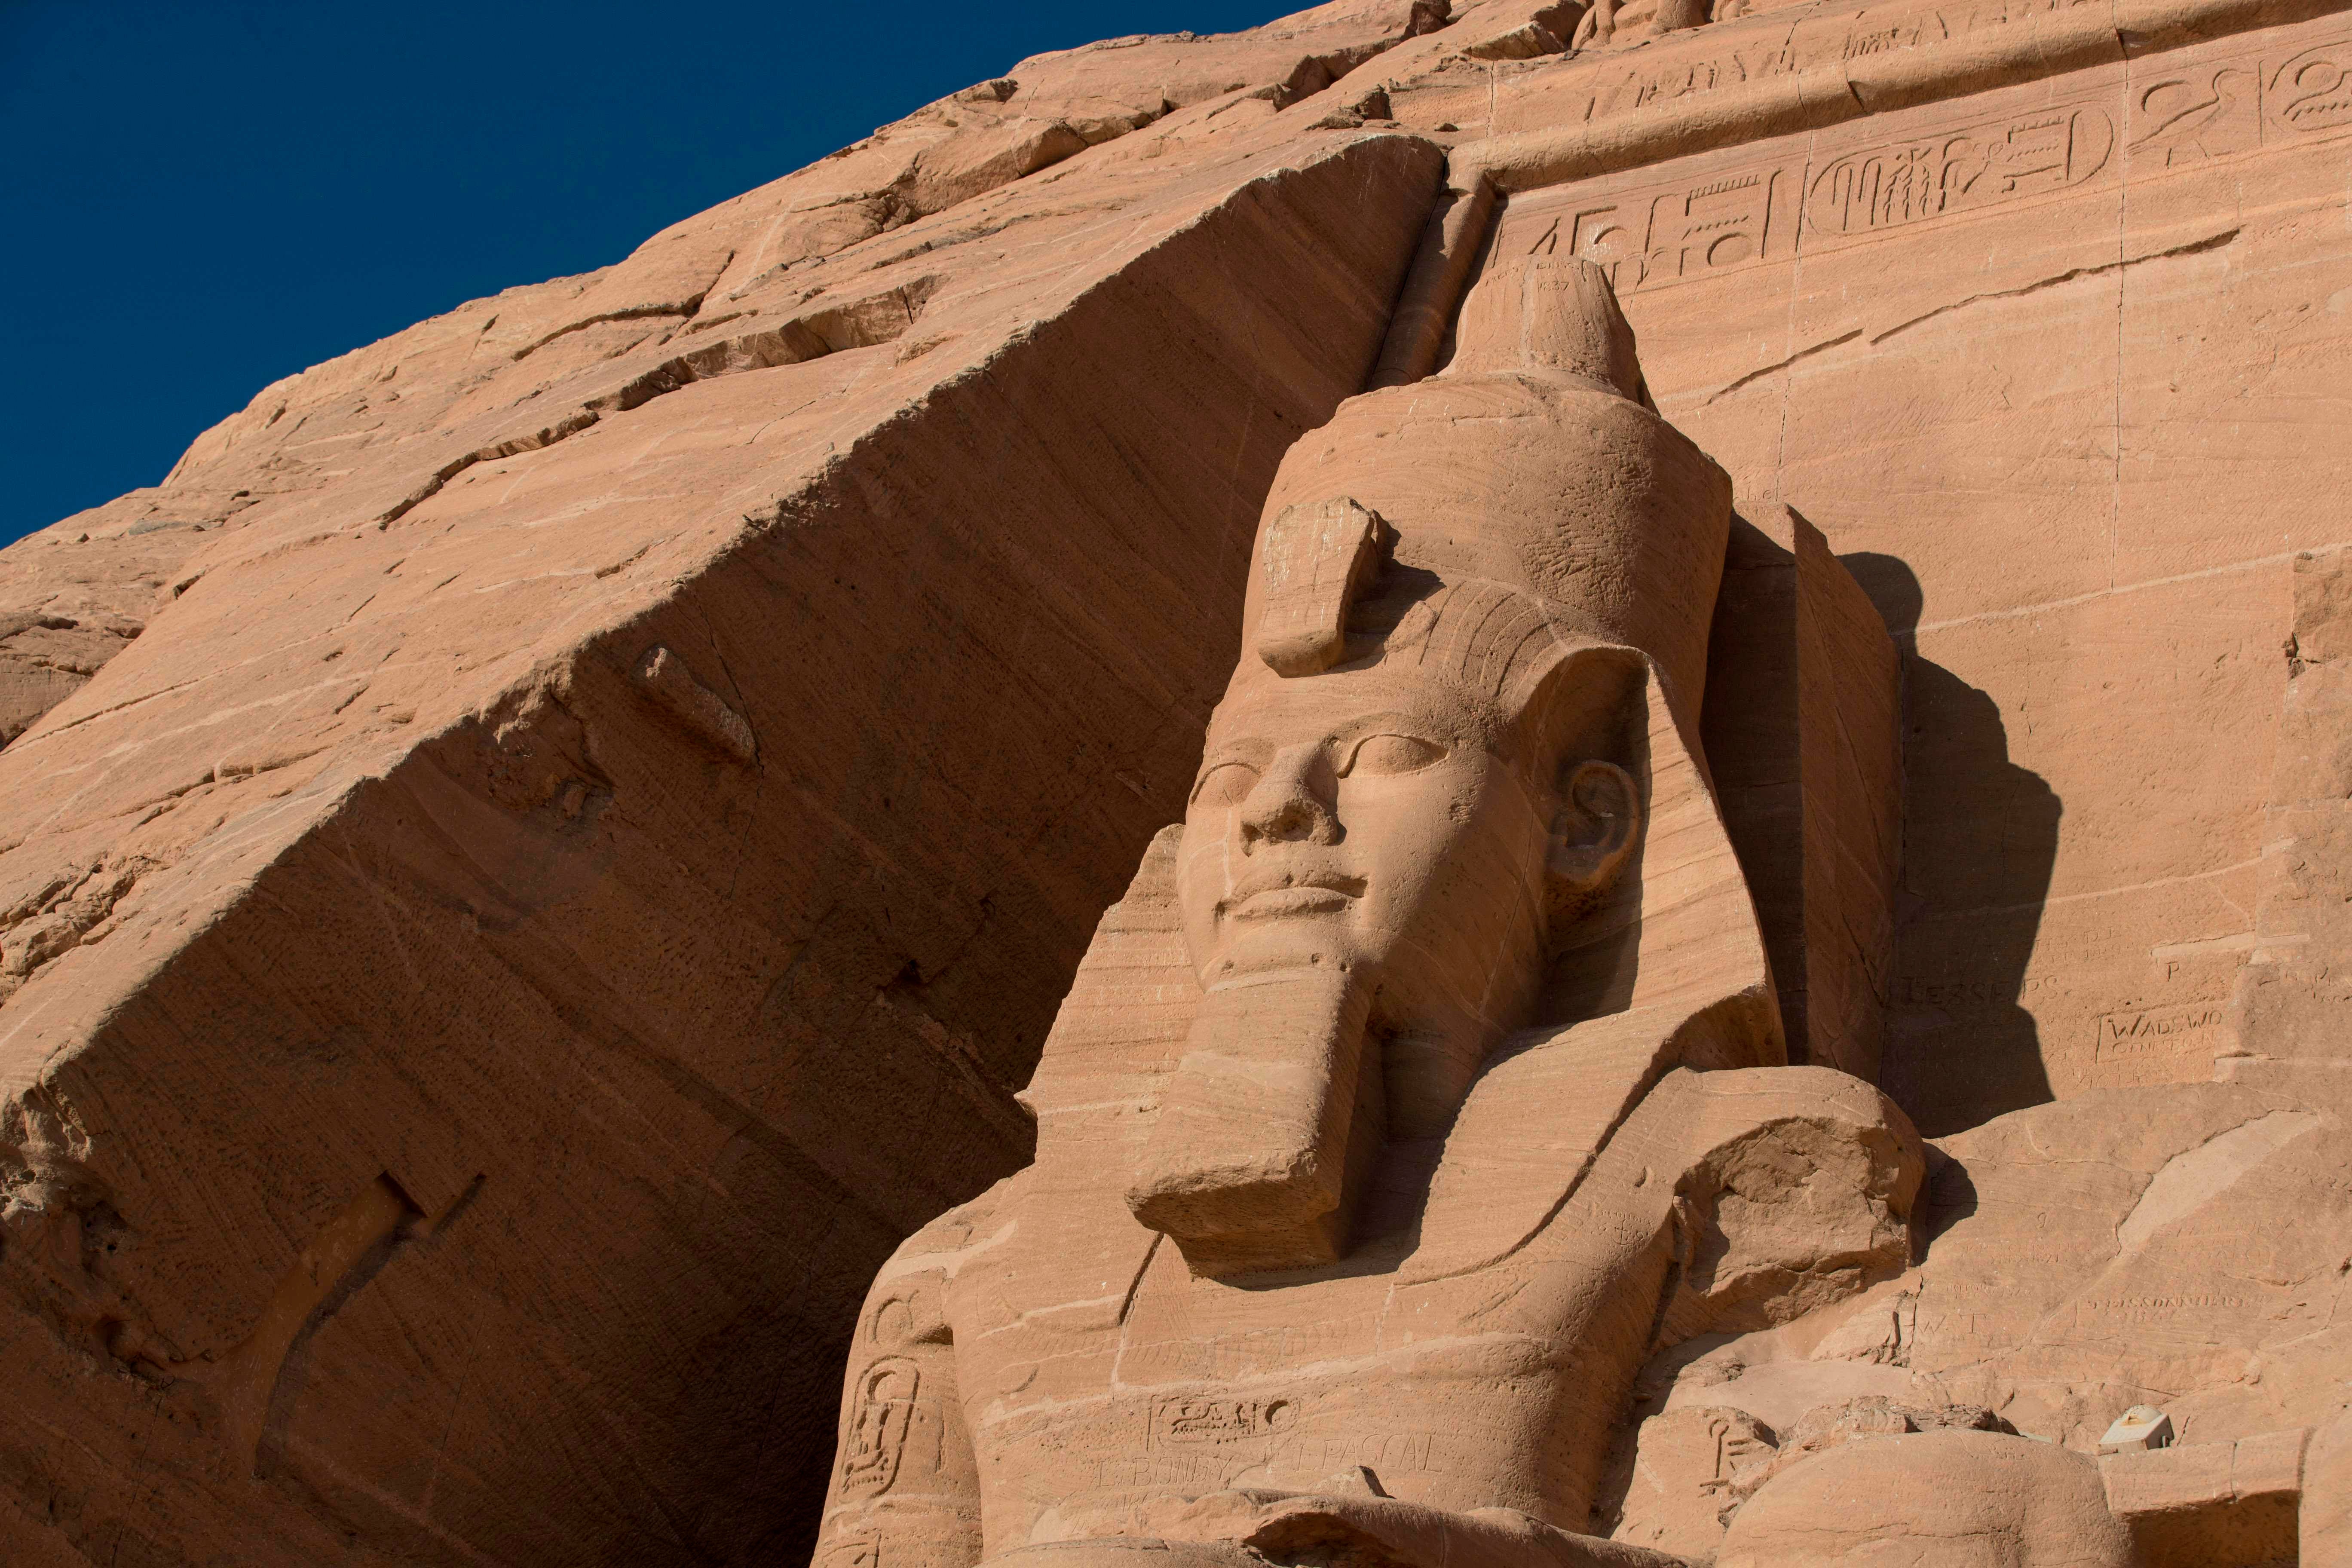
[1369,0,2352,383]
[1460,0,2352,190]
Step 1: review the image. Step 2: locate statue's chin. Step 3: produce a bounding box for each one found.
[1197,920,1369,983]
[1128,958,1380,1277]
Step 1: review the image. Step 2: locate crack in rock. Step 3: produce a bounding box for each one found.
[1871,228,2242,346]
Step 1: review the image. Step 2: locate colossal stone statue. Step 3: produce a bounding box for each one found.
[811,257,1941,1567]
[10,0,2352,1555]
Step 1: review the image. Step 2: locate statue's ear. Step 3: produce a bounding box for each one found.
[1517,642,1648,931]
[1547,760,1640,916]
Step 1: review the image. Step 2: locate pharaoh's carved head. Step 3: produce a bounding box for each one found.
[1128,257,1739,1277]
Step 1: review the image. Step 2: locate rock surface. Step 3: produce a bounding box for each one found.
[807,252,1926,1562]
[6,0,2352,1558]
[1599,1060,2350,1559]
[0,8,1471,1557]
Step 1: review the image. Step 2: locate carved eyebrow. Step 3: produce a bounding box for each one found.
[1326,711,1451,750]
[1195,710,1460,778]
[1196,736,1275,770]
[1190,739,1274,798]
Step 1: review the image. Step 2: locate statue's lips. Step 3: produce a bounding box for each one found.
[1221,873,1365,922]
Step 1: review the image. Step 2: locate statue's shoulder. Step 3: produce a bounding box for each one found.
[884,1173,1026,1272]
[1661,1064,1922,1161]
[1409,1023,1919,1282]
[1641,1065,1926,1338]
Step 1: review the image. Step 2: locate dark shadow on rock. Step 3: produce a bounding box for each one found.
[1841,552,2060,1137]
[1918,1144,1981,1250]
[1703,517,1809,1061]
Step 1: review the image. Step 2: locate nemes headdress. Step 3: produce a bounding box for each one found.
[1023,257,1784,1280]
[1231,253,1734,747]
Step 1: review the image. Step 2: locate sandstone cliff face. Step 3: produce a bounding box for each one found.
[0,0,1459,751]
[8,0,2352,1556]
[0,4,1478,1559]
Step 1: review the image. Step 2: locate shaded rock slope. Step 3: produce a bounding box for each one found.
[0,0,1585,1559]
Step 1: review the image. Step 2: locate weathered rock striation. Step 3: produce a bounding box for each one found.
[0,8,1461,1558]
[5,0,2352,1559]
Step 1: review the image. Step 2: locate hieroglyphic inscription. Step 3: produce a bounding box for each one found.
[841,1357,921,1497]
[1547,0,2352,156]
[1491,14,2352,294]
[1698,1412,1777,1501]
[1523,169,1790,294]
[1806,107,2115,238]
[2132,65,2262,167]
[2268,40,2352,134]
[2126,30,2352,168]
[821,1539,881,1568]
[1148,1393,1294,1448]
[1574,40,1802,123]
[1566,0,2107,124]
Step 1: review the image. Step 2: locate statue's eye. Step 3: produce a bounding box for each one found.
[1191,761,1261,807]
[1341,733,1447,778]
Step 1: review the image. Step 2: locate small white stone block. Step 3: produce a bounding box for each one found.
[2098,1405,2175,1454]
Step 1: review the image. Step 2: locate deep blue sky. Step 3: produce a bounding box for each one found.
[0,0,1289,548]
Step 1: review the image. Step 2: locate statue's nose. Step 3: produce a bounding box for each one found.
[1239,746,1338,848]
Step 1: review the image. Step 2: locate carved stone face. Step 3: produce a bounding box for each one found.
[1125,251,1709,1275]
[1130,660,1571,1270]
[1167,650,1641,1166]
[1136,552,1651,1273]
[1176,664,1552,1089]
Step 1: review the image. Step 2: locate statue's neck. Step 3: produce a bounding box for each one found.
[1373,1012,1495,1141]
